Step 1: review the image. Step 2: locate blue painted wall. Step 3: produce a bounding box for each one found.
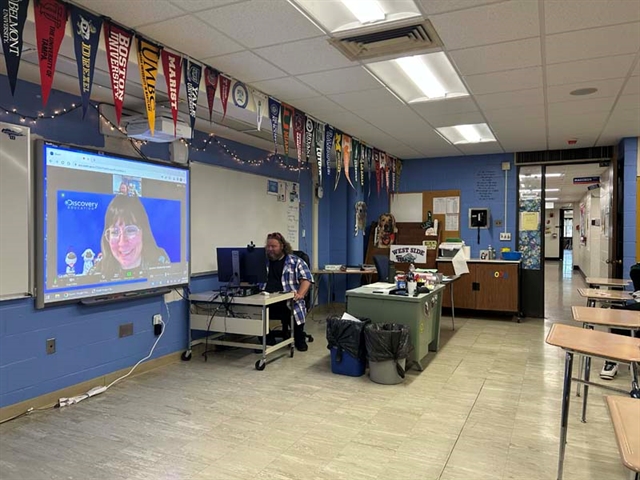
[620,137,638,277]
[399,154,518,257]
[0,74,312,408]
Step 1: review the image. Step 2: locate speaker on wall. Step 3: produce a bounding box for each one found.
[169,140,189,164]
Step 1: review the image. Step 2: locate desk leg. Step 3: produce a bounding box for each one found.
[576,322,588,398]
[450,282,455,331]
[631,361,640,399]
[256,306,268,370]
[557,351,574,480]
[581,354,591,423]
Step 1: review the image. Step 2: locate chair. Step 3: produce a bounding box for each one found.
[373,255,391,283]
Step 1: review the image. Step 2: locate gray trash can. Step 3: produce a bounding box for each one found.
[364,323,411,385]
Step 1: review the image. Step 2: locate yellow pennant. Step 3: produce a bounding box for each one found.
[136,38,162,135]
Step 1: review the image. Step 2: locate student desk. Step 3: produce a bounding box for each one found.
[187,291,295,370]
[605,396,640,480]
[577,288,632,308]
[545,324,640,480]
[585,277,632,289]
[345,285,444,371]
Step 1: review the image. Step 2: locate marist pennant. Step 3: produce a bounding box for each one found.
[70,6,102,118]
[161,50,182,136]
[184,59,202,136]
[104,21,133,126]
[34,0,67,107]
[1,0,30,96]
[136,37,162,135]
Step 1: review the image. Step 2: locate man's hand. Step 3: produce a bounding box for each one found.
[293,291,305,301]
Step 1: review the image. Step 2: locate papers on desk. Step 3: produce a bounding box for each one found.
[452,249,469,276]
[362,282,396,292]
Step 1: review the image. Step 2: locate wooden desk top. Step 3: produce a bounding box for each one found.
[577,288,632,301]
[572,306,640,329]
[546,323,640,363]
[586,277,631,288]
[312,269,374,275]
[605,396,640,472]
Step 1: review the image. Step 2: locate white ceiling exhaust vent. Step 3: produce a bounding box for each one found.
[329,20,443,62]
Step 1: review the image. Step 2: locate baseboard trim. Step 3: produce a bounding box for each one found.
[0,350,183,423]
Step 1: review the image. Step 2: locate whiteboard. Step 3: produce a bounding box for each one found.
[391,193,423,222]
[0,122,31,300]
[190,162,299,274]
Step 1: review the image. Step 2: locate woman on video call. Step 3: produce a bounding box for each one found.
[93,195,170,277]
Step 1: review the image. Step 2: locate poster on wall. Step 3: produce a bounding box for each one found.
[389,245,427,264]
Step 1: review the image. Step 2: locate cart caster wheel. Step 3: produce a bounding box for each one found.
[289,346,295,358]
[181,351,192,361]
[630,388,640,399]
[255,360,266,371]
[307,335,314,343]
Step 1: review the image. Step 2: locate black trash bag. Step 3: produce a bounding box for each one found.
[326,315,370,362]
[364,323,411,379]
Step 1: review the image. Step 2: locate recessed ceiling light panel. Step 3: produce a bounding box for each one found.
[367,52,468,103]
[436,123,496,145]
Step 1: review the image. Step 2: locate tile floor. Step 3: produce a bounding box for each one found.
[0,258,633,479]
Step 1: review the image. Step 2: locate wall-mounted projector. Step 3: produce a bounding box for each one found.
[126,114,192,143]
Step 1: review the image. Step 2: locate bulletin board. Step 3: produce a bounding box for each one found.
[423,190,461,239]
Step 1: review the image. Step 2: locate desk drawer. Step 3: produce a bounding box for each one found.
[191,305,267,336]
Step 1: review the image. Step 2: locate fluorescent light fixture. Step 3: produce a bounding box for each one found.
[341,0,385,24]
[436,123,496,145]
[367,52,469,103]
[519,173,564,179]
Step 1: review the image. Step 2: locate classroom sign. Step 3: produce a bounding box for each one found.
[389,245,427,264]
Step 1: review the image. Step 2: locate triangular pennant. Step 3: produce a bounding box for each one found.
[374,150,381,196]
[184,59,202,136]
[314,121,324,187]
[161,50,182,136]
[324,125,334,180]
[359,143,365,191]
[293,109,305,168]
[367,146,372,199]
[304,116,314,164]
[70,6,102,118]
[136,37,162,135]
[252,89,267,131]
[34,0,67,107]
[353,139,359,187]
[104,21,133,126]
[1,0,30,96]
[334,131,343,191]
[342,134,355,190]
[219,75,231,120]
[281,103,294,159]
[268,97,281,155]
[204,66,219,123]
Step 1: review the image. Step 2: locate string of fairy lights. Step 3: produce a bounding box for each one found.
[0,100,310,172]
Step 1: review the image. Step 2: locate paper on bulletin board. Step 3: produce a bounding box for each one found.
[446,196,459,214]
[277,181,286,202]
[286,203,298,245]
[520,212,539,231]
[433,197,446,214]
[445,214,458,231]
[267,179,278,195]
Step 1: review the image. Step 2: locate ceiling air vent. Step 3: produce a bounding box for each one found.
[329,20,443,62]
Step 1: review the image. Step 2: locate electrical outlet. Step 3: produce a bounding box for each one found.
[119,323,134,338]
[500,232,511,241]
[153,314,162,326]
[46,338,56,355]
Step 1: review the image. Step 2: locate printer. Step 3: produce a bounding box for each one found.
[438,241,465,258]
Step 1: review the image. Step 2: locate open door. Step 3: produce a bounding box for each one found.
[606,155,623,278]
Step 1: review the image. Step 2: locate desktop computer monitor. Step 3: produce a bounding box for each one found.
[216,247,267,285]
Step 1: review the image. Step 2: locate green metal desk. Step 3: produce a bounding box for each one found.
[345,285,444,371]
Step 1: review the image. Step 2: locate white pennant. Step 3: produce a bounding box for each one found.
[252,90,267,131]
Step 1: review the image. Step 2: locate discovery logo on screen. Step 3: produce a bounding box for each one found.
[64,199,99,210]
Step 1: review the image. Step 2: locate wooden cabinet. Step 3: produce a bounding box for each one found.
[438,260,520,314]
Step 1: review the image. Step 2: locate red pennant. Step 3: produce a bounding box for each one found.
[204,67,219,123]
[104,21,133,126]
[161,50,182,136]
[34,0,67,107]
[219,75,231,120]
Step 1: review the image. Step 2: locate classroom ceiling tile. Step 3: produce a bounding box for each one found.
[297,67,382,95]
[430,0,539,50]
[411,97,479,118]
[545,23,640,65]
[254,37,355,76]
[449,38,541,76]
[203,51,287,83]
[547,136,598,150]
[198,0,323,48]
[387,145,423,158]
[417,0,505,16]
[548,111,608,136]
[463,67,542,96]
[328,88,403,113]
[546,78,625,104]
[422,111,487,128]
[632,62,640,77]
[546,55,636,87]
[72,0,184,27]
[600,106,640,138]
[621,78,640,96]
[455,142,505,155]
[355,105,430,138]
[250,77,319,102]
[287,96,347,117]
[544,0,640,35]
[137,16,243,58]
[547,97,617,117]
[482,104,546,123]
[413,144,462,158]
[169,0,250,12]
[500,135,548,153]
[475,88,544,111]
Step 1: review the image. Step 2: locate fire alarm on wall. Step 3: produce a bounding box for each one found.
[567,139,577,145]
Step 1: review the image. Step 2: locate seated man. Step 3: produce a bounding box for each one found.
[264,232,313,351]
[600,262,640,380]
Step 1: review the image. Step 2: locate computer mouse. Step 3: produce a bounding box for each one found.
[259,291,270,296]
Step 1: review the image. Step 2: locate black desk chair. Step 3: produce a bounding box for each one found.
[373,255,391,282]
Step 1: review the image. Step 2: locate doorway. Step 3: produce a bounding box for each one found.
[559,209,573,262]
